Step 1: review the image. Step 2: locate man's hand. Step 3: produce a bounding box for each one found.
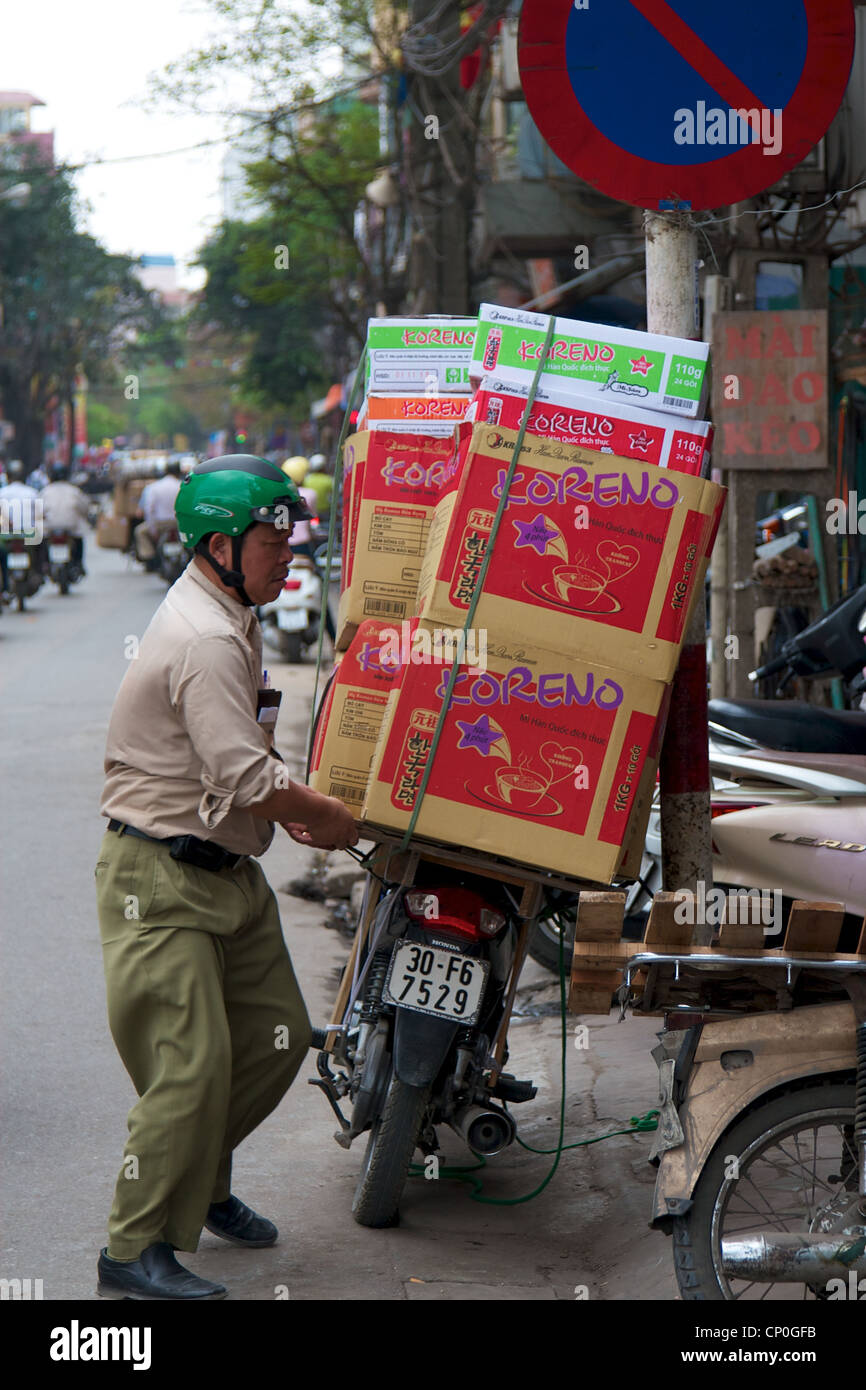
[282,795,359,851]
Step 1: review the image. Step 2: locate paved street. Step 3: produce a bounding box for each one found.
[0,541,675,1301]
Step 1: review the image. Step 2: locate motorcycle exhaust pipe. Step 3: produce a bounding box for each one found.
[721,1231,866,1282]
[448,1104,516,1156]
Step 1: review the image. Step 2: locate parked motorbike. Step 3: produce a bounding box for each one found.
[258,553,323,662]
[641,583,866,1298]
[2,535,43,611]
[46,529,83,595]
[310,857,541,1227]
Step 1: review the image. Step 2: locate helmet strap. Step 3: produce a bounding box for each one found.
[195,533,255,607]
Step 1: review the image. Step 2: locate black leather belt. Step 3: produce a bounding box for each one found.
[107,819,247,871]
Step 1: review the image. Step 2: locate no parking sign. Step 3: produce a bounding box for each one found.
[518,0,856,210]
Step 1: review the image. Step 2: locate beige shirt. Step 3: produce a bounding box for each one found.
[101,562,278,856]
[39,481,91,537]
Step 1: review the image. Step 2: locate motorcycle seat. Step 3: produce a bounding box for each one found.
[709,698,866,755]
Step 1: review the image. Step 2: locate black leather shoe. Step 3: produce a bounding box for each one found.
[204,1195,278,1247]
[97,1242,228,1300]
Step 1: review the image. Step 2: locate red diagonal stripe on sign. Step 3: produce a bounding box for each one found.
[628,0,768,139]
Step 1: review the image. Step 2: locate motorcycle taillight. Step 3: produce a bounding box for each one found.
[283,579,303,590]
[404,885,499,943]
[51,530,68,542]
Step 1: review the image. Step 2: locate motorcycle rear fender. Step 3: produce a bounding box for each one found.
[650,1001,857,1228]
[392,1008,461,1088]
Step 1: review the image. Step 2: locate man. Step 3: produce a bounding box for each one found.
[95,454,358,1300]
[133,460,182,566]
[40,463,90,573]
[0,460,40,593]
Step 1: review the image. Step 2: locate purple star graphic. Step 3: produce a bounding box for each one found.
[455,714,504,756]
[512,512,560,556]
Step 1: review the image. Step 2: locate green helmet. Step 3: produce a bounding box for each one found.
[175,454,312,607]
[175,454,310,548]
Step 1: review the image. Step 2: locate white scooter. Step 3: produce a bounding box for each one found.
[257,553,324,663]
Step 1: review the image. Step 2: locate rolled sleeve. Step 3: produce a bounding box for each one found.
[169,635,276,830]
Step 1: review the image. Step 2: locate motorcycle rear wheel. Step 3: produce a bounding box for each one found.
[351,1073,431,1228]
[672,1080,857,1300]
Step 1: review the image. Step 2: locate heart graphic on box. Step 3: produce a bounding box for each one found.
[596,540,639,580]
[540,742,584,785]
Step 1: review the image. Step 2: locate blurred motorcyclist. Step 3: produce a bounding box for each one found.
[40,464,91,574]
[134,461,183,564]
[304,454,333,520]
[280,456,336,642]
[0,461,41,592]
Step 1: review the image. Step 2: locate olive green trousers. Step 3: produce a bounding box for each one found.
[95,828,311,1260]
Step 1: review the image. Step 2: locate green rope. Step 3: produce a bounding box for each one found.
[408,926,658,1204]
[398,316,558,850]
[307,346,368,771]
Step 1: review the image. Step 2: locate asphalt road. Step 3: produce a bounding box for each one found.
[0,541,675,1301]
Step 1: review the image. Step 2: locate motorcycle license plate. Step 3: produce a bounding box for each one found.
[49,544,71,563]
[7,552,30,569]
[384,942,488,1025]
[161,542,182,556]
[277,608,307,631]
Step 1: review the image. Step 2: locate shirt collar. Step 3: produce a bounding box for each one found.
[185,557,258,636]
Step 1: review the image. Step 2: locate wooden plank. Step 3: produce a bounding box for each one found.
[568,969,620,1015]
[644,892,696,949]
[574,891,627,941]
[326,846,389,1049]
[491,913,536,1073]
[718,896,765,950]
[360,824,593,894]
[782,900,845,953]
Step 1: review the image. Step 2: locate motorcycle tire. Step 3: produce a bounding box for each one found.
[351,1073,432,1228]
[59,571,69,595]
[278,631,304,663]
[671,1079,856,1300]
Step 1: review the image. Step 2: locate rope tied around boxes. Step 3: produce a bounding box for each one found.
[398,315,558,851]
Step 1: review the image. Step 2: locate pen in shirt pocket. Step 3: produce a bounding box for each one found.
[263,669,271,689]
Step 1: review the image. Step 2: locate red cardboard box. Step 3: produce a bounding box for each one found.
[361,621,669,884]
[469,376,713,475]
[308,619,406,810]
[336,430,456,649]
[415,424,725,682]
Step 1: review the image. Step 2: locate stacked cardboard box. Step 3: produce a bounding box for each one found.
[468,375,713,475]
[365,317,477,395]
[336,429,455,650]
[308,619,406,810]
[318,305,722,883]
[470,303,710,419]
[360,619,668,883]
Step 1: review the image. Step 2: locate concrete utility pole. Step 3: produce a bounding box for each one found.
[405,0,472,314]
[645,211,714,942]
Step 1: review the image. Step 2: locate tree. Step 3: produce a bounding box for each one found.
[0,156,167,470]
[194,96,380,408]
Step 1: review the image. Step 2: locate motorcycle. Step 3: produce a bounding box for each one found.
[310,854,542,1227]
[258,553,324,663]
[641,582,866,1298]
[46,529,83,595]
[155,524,189,586]
[2,535,43,611]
